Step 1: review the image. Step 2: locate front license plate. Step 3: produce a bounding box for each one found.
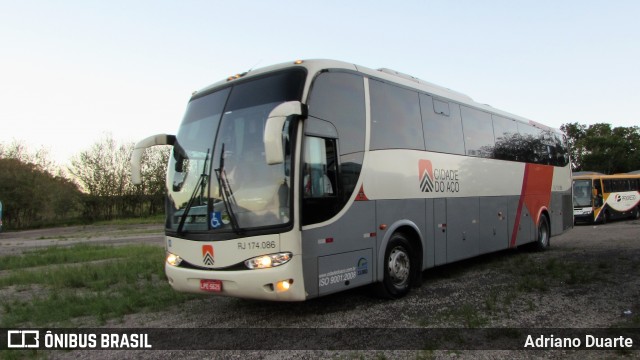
[200,279,222,292]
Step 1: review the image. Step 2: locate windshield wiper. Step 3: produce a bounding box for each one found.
[215,143,241,234]
[177,148,209,235]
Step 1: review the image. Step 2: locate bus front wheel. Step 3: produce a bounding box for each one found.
[376,233,413,299]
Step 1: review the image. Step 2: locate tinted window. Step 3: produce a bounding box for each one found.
[420,94,464,155]
[370,80,424,150]
[492,115,518,141]
[619,179,631,191]
[491,115,517,161]
[605,179,627,192]
[307,72,365,155]
[517,123,546,163]
[225,69,305,111]
[552,133,570,166]
[536,130,554,165]
[460,106,495,157]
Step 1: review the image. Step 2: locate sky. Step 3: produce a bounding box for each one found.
[1,0,639,165]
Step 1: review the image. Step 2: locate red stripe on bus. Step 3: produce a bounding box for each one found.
[510,166,529,248]
[510,164,554,248]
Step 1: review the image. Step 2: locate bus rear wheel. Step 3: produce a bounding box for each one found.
[531,215,550,251]
[376,233,413,299]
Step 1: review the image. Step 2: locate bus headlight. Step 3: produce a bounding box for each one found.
[166,252,183,267]
[244,252,292,269]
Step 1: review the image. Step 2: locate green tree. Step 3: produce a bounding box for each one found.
[68,134,170,220]
[134,145,171,216]
[0,146,82,229]
[68,134,134,220]
[561,122,640,174]
[560,122,586,171]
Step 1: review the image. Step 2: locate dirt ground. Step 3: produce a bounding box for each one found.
[2,220,639,359]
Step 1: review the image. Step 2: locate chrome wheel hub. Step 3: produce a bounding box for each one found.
[388,246,410,287]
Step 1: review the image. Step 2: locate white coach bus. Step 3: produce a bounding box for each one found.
[131,59,573,301]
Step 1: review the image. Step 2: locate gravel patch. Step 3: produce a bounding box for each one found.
[3,221,639,359]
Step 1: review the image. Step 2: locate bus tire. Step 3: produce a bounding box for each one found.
[631,207,640,220]
[532,215,550,251]
[376,233,413,299]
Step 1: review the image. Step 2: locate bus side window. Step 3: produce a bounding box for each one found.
[302,136,341,226]
[307,71,365,156]
[307,71,365,206]
[370,79,424,151]
[492,115,519,162]
[420,94,465,155]
[303,137,336,198]
[516,123,546,164]
[593,180,603,207]
[460,106,495,158]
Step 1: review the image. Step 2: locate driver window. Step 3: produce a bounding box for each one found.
[303,137,336,198]
[301,136,341,226]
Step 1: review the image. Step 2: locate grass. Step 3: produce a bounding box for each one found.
[34,226,161,241]
[92,214,165,226]
[0,244,196,328]
[439,303,489,328]
[494,252,605,291]
[413,248,616,328]
[3,214,164,232]
[0,244,141,271]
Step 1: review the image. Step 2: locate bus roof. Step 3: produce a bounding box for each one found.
[196,59,559,133]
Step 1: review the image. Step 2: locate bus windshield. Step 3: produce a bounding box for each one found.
[166,70,305,234]
[572,179,592,207]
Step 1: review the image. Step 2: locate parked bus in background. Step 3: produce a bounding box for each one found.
[573,172,640,224]
[131,59,573,301]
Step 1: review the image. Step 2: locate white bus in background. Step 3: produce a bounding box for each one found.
[131,59,573,301]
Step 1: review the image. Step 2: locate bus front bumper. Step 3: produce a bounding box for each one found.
[165,254,306,301]
[573,207,593,223]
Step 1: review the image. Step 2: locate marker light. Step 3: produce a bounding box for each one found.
[166,252,182,267]
[294,60,304,65]
[276,279,293,292]
[244,252,292,269]
[226,72,248,82]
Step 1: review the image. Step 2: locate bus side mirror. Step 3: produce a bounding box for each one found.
[264,101,305,165]
[131,134,176,185]
[175,157,185,173]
